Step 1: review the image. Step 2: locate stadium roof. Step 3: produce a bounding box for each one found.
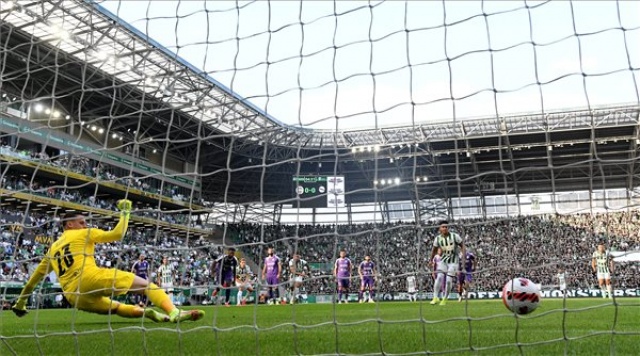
[1,0,640,206]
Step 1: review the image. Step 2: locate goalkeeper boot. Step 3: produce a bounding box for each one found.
[169,309,205,323]
[144,309,170,323]
[12,304,28,318]
[430,297,440,305]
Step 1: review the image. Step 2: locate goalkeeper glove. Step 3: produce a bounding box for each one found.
[117,199,132,214]
[12,300,28,318]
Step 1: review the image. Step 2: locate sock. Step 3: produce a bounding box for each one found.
[600,285,607,297]
[145,283,175,315]
[433,274,442,298]
[237,290,243,303]
[607,285,613,297]
[225,288,231,303]
[268,288,273,301]
[274,288,280,300]
[358,291,363,300]
[370,290,375,299]
[444,276,452,299]
[338,290,342,301]
[115,303,143,318]
[293,288,299,300]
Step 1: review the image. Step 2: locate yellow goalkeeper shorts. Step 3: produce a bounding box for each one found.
[63,268,136,314]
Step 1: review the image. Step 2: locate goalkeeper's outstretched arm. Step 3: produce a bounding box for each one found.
[12,258,52,317]
[91,199,132,243]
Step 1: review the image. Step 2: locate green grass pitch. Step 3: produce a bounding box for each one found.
[1,299,638,355]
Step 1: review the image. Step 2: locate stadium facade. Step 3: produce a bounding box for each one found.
[1,0,639,225]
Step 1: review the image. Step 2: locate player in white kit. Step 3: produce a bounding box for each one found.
[406,274,418,302]
[156,256,174,293]
[557,266,569,298]
[430,247,444,303]
[288,254,308,304]
[591,244,614,299]
[235,258,254,305]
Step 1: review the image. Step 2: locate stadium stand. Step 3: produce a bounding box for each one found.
[230,217,640,294]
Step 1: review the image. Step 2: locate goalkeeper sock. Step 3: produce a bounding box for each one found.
[225,288,231,303]
[116,303,143,318]
[358,291,363,300]
[145,283,175,314]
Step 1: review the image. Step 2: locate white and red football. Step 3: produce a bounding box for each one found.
[502,277,541,315]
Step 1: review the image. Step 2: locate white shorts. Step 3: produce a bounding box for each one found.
[436,262,459,279]
[597,272,610,280]
[236,281,253,290]
[408,287,417,294]
[291,276,303,284]
[161,282,174,292]
[559,283,566,291]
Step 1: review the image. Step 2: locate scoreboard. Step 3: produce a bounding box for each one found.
[292,176,346,208]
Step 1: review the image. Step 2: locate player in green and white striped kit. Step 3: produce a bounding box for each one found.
[288,254,308,304]
[591,244,614,299]
[157,256,175,294]
[429,221,465,306]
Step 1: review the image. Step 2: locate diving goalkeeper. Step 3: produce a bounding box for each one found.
[11,199,204,323]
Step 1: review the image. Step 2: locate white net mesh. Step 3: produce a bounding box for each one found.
[1,0,639,355]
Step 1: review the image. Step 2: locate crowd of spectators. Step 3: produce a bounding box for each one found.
[1,208,221,288]
[0,144,212,207]
[230,213,640,294]
[1,172,203,227]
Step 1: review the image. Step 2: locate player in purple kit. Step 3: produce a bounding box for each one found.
[431,247,445,304]
[212,248,239,307]
[334,249,352,304]
[358,255,376,303]
[262,247,282,305]
[457,250,476,302]
[130,253,149,307]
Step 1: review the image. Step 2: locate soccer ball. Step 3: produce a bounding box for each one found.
[502,278,541,315]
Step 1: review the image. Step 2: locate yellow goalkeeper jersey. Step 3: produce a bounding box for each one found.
[24,215,130,293]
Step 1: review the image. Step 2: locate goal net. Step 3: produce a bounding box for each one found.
[1,0,639,355]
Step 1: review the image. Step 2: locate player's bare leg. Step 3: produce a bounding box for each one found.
[368,288,375,303]
[243,287,253,305]
[598,279,607,299]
